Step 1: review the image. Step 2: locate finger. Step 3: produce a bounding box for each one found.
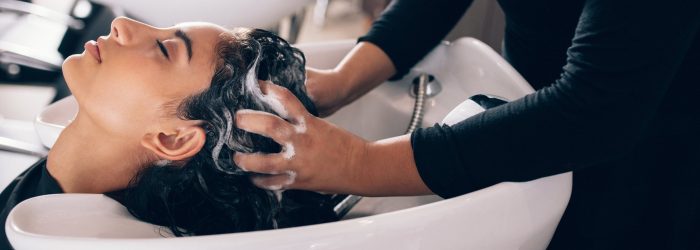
[235,109,294,143]
[233,152,286,174]
[258,80,309,122]
[250,172,297,190]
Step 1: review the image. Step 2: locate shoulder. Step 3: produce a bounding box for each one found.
[0,158,62,214]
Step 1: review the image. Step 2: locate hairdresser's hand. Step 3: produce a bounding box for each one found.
[304,68,349,117]
[234,81,369,193]
[305,42,397,117]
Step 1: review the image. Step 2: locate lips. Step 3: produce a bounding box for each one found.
[84,40,101,63]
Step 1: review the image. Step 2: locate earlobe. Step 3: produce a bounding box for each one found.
[141,126,206,161]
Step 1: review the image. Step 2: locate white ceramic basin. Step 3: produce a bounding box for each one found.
[10,38,572,249]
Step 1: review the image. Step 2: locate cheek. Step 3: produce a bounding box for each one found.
[86,54,164,102]
[77,62,168,134]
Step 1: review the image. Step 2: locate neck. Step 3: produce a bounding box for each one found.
[47,114,150,193]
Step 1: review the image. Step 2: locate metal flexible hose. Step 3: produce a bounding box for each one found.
[405,74,428,134]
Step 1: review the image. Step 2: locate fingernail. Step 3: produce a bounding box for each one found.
[233,153,247,171]
[234,110,252,128]
[258,80,270,94]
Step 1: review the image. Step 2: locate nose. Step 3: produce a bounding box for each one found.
[110,16,157,45]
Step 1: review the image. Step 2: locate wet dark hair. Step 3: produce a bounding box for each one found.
[111,29,338,236]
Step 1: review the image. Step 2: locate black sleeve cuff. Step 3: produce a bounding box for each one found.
[411,124,477,198]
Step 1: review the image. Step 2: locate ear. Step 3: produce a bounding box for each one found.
[141,125,206,161]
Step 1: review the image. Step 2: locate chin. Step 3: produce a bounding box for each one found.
[62,53,90,97]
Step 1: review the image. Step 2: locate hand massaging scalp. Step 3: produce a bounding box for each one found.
[240,43,308,190]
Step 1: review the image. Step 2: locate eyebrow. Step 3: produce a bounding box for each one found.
[175,29,192,62]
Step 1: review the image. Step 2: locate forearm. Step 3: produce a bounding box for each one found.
[304,42,395,117]
[307,0,471,116]
[349,134,432,197]
[332,42,396,108]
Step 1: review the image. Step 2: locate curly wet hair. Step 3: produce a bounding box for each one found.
[110,29,338,236]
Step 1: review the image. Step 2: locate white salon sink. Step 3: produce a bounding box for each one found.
[9,38,572,249]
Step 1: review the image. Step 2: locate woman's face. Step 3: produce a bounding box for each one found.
[63,17,226,136]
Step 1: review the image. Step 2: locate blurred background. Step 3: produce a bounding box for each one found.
[0,0,504,121]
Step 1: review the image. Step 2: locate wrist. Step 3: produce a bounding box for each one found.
[348,135,431,196]
[343,136,371,195]
[327,67,354,108]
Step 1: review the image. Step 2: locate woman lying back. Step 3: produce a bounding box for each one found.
[0,17,337,246]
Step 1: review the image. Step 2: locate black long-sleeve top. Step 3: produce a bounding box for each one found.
[360,0,700,248]
[0,159,63,249]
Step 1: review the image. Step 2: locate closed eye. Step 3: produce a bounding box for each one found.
[156,39,170,60]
